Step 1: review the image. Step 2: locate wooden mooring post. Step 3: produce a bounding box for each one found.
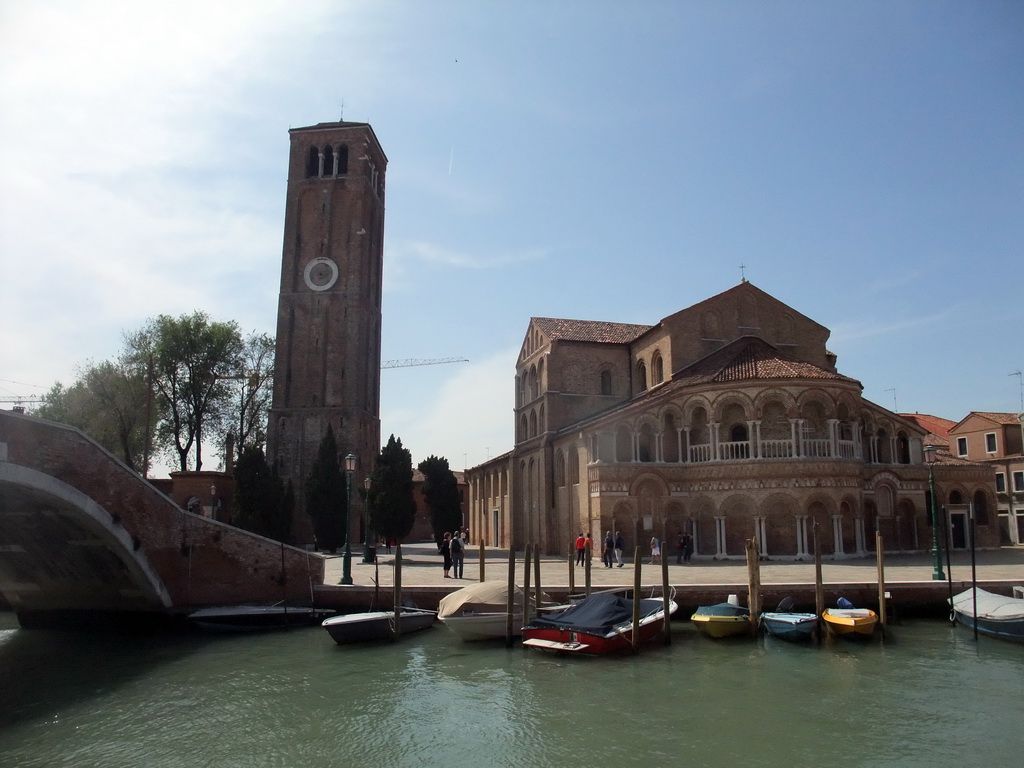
[631,546,642,654]
[568,545,575,595]
[392,542,402,640]
[505,547,516,647]
[745,537,761,636]
[478,540,485,582]
[534,542,542,616]
[661,525,672,645]
[876,530,887,640]
[522,544,532,629]
[814,523,824,642]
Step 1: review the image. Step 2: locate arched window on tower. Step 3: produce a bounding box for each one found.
[322,145,334,176]
[306,146,319,178]
[637,360,648,392]
[337,144,348,175]
[600,370,612,396]
[652,352,664,385]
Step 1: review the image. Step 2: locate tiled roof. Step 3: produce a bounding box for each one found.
[899,413,957,447]
[673,337,858,386]
[971,412,1021,425]
[532,317,653,345]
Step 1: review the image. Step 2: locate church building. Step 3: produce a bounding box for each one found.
[464,281,997,559]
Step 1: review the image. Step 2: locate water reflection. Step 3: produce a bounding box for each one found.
[0,617,1021,768]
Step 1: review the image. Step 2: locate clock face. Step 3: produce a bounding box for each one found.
[303,257,339,291]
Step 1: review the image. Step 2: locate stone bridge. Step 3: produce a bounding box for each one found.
[0,409,324,628]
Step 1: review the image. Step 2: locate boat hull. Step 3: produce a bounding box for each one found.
[322,609,435,645]
[189,605,328,633]
[439,612,523,641]
[950,588,1024,644]
[761,612,818,642]
[822,608,877,638]
[691,603,752,639]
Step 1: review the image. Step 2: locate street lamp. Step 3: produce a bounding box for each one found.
[341,453,356,585]
[362,476,375,563]
[924,444,945,580]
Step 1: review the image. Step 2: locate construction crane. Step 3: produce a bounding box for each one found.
[381,357,468,369]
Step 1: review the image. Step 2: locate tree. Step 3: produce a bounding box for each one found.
[34,358,150,472]
[305,424,347,552]
[126,311,243,471]
[231,446,293,542]
[418,455,462,541]
[366,435,417,545]
[229,331,275,460]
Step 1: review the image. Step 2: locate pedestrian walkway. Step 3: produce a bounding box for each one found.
[322,541,1024,589]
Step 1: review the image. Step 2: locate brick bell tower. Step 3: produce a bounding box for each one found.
[267,121,386,546]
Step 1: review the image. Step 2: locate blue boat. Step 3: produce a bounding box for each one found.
[950,588,1024,644]
[760,597,817,642]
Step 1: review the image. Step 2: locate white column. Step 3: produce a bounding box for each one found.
[795,515,808,557]
[682,427,691,463]
[756,517,768,556]
[828,418,839,458]
[711,422,720,461]
[746,420,757,459]
[854,517,866,555]
[752,420,762,459]
[715,516,727,556]
[656,431,664,463]
[676,427,684,464]
[832,514,843,555]
[789,419,799,458]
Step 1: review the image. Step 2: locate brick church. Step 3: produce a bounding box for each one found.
[463,281,998,559]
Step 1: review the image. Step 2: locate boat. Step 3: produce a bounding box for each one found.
[691,599,752,638]
[188,604,331,632]
[822,598,878,638]
[760,597,818,642]
[949,587,1024,644]
[522,589,677,655]
[437,580,553,641]
[322,608,436,645]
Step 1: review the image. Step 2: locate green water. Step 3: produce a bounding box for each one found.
[0,612,1020,768]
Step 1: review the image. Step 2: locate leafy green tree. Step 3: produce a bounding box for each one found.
[366,435,416,545]
[231,446,293,541]
[229,331,275,460]
[305,424,347,552]
[417,455,462,541]
[34,358,150,472]
[126,311,243,471]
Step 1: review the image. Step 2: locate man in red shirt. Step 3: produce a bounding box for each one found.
[575,533,586,566]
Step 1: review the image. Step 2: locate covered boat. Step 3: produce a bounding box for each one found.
[822,598,877,638]
[950,588,1024,644]
[322,608,436,645]
[189,605,330,632]
[691,601,751,638]
[522,589,677,655]
[437,580,552,641]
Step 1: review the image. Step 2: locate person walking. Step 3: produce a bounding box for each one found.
[439,532,453,578]
[614,531,625,567]
[574,533,586,566]
[649,535,661,565]
[675,531,685,564]
[682,532,694,564]
[603,530,615,568]
[450,530,464,578]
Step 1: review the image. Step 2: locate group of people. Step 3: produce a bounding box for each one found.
[438,528,470,578]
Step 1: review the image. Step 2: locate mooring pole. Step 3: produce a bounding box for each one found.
[505,546,516,647]
[632,545,642,654]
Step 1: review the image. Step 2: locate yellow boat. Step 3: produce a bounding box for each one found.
[691,602,752,638]
[822,606,878,638]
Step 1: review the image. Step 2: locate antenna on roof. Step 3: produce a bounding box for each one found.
[1011,370,1023,412]
[339,99,345,121]
[885,388,897,412]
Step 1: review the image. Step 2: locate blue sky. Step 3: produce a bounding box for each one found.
[1,1,1021,473]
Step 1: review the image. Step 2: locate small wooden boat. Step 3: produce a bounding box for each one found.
[188,605,331,632]
[437,581,553,641]
[822,598,877,638]
[322,608,436,645]
[760,596,817,642]
[691,601,751,638]
[949,587,1024,644]
[522,589,677,655]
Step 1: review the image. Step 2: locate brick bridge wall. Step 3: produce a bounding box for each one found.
[0,410,323,614]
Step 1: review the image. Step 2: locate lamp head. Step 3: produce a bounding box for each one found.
[344,453,357,473]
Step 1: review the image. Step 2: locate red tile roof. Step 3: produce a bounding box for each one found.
[532,317,653,344]
[673,337,858,386]
[971,411,1020,425]
[899,413,957,447]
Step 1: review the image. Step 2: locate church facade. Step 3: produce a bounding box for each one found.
[464,282,997,559]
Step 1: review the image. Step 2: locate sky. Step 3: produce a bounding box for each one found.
[1,1,1022,475]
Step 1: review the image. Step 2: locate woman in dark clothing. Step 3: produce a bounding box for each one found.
[439,532,453,578]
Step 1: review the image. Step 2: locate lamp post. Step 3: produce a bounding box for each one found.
[924,444,945,581]
[341,453,356,586]
[362,476,375,563]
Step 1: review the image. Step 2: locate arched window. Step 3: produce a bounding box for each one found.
[637,361,648,392]
[322,145,334,176]
[949,490,964,505]
[337,144,349,175]
[554,450,566,487]
[306,146,319,178]
[973,490,989,525]
[529,410,538,438]
[600,370,612,395]
[652,353,664,384]
[569,448,580,484]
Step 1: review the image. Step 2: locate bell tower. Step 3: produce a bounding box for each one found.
[267,121,386,545]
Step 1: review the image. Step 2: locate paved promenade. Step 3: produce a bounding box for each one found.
[322,541,1024,590]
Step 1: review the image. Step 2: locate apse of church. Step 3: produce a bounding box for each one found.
[465,281,997,559]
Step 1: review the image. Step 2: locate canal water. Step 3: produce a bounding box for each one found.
[1,612,1020,768]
